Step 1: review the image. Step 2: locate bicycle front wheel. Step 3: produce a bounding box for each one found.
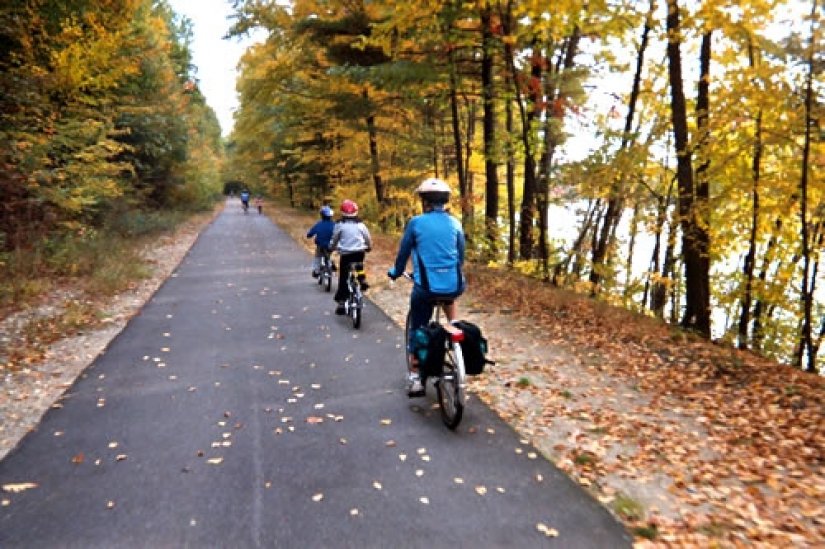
[437,342,465,429]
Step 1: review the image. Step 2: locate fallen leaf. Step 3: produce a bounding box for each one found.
[306,416,324,424]
[2,483,38,493]
[71,453,85,464]
[115,454,128,462]
[350,508,359,516]
[373,481,383,490]
[536,523,559,537]
[419,497,430,505]
[380,419,392,426]
[454,477,464,484]
[475,486,488,496]
[106,500,115,510]
[207,457,224,465]
[312,493,324,502]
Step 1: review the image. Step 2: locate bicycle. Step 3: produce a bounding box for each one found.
[343,262,365,329]
[400,274,467,429]
[316,248,333,293]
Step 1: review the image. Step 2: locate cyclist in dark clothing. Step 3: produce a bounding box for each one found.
[307,206,335,277]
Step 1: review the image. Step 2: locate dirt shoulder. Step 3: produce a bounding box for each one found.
[2,202,822,546]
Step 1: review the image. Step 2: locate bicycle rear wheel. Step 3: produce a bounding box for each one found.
[436,342,464,429]
[351,298,361,329]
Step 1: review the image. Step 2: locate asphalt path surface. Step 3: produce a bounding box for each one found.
[0,204,631,548]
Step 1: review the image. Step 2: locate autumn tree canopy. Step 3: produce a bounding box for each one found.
[226,0,823,372]
[0,0,223,284]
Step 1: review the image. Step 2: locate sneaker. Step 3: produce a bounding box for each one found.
[407,372,425,398]
[335,304,346,315]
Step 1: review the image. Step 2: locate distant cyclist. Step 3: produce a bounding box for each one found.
[306,205,335,278]
[330,199,372,315]
[240,189,251,212]
[387,178,465,396]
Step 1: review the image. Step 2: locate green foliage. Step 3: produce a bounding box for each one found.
[612,493,645,522]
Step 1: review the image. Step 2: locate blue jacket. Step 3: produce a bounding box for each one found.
[392,208,465,296]
[307,219,335,249]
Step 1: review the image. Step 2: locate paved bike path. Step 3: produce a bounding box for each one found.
[0,204,631,548]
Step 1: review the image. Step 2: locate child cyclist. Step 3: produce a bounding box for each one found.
[387,178,465,397]
[330,199,372,315]
[306,206,335,277]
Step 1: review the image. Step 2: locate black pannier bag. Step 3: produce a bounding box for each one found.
[412,322,447,378]
[453,320,492,375]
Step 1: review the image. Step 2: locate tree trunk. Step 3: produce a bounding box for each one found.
[464,97,477,233]
[645,183,673,313]
[591,0,653,291]
[500,0,517,265]
[665,0,711,337]
[738,39,763,350]
[796,0,817,372]
[517,40,543,260]
[364,89,385,206]
[623,202,641,301]
[539,32,580,279]
[448,52,468,228]
[480,2,499,257]
[554,199,600,284]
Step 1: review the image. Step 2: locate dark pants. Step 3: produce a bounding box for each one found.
[334,251,365,303]
[407,284,458,353]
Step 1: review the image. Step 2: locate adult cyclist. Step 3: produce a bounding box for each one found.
[387,178,465,397]
[240,189,251,212]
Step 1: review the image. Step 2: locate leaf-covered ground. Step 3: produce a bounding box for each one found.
[275,206,824,547]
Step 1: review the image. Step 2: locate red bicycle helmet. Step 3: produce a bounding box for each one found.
[341,199,358,217]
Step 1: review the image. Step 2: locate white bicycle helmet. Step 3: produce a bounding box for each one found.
[415,178,451,204]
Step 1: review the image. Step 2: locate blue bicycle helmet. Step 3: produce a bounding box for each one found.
[320,205,333,218]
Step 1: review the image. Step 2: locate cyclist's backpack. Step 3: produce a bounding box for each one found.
[412,322,447,378]
[453,320,492,375]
